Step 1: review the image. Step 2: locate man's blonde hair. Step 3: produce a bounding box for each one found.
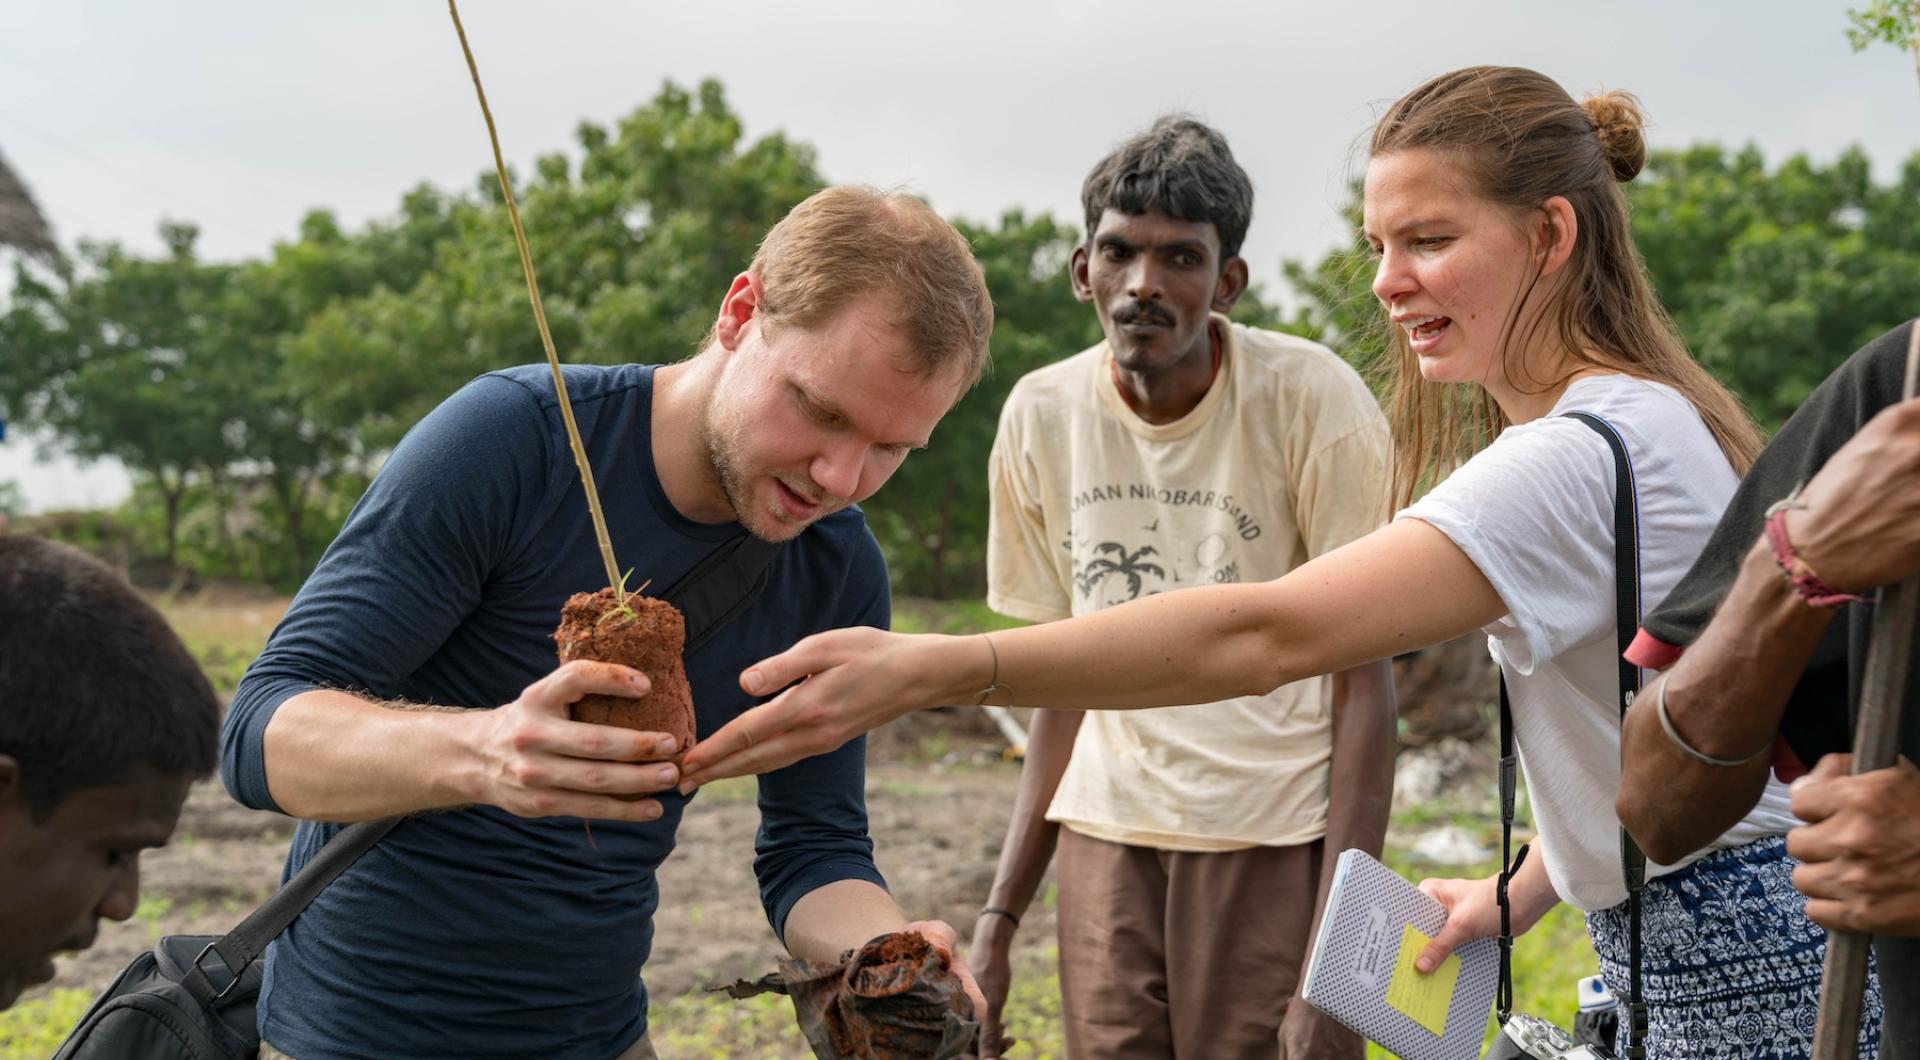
[745,185,993,387]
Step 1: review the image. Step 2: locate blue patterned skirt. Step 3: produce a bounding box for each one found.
[1584,835,1881,1059]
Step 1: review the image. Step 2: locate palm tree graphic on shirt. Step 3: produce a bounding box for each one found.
[1073,541,1166,603]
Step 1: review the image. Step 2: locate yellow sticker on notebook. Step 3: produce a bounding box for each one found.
[1385,924,1457,1036]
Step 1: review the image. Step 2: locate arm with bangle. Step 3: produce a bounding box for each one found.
[1619,396,1920,864]
[1616,533,1836,865]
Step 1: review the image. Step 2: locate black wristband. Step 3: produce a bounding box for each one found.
[979,905,1021,929]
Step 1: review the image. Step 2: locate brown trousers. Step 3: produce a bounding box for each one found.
[1054,827,1328,1060]
[260,1030,657,1059]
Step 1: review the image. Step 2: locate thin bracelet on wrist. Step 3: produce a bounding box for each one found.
[973,633,1014,707]
[979,905,1021,929]
[1653,677,1772,769]
[1763,487,1867,608]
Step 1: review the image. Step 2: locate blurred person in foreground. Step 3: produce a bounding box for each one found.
[681,69,1880,1057]
[223,187,993,1059]
[1616,319,1920,1052]
[0,534,220,1011]
[965,115,1393,1059]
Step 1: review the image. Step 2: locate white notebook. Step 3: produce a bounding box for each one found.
[1300,848,1500,1060]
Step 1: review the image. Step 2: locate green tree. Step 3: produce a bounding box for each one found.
[1634,145,1920,426]
[0,223,232,568]
[1847,1,1920,98]
[284,78,825,453]
[0,190,457,581]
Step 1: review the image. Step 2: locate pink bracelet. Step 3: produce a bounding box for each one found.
[1763,489,1866,608]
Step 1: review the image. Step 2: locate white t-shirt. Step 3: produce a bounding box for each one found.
[1400,374,1798,910]
[988,317,1390,850]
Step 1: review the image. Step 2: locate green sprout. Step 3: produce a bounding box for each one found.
[595,568,653,626]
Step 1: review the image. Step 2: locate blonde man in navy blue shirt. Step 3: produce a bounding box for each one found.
[225,186,993,1060]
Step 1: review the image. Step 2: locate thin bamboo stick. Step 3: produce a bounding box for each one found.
[447,0,624,601]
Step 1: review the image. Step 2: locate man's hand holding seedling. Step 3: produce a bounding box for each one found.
[261,659,682,823]
[462,659,685,821]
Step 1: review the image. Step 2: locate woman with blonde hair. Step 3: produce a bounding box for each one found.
[680,66,1879,1057]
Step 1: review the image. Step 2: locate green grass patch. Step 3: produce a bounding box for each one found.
[650,988,812,1056]
[0,988,91,1058]
[134,895,174,943]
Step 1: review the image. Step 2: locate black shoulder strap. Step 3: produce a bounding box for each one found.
[1494,412,1647,1056]
[1566,411,1649,1058]
[181,815,400,1006]
[183,531,782,1006]
[664,532,782,655]
[1494,679,1529,1026]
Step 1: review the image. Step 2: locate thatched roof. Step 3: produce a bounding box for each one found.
[0,147,58,262]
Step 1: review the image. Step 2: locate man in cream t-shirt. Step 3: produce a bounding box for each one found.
[965,116,1397,1060]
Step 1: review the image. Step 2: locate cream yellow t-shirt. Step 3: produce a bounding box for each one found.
[987,316,1389,851]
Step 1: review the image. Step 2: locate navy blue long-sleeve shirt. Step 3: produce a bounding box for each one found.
[222,364,889,1059]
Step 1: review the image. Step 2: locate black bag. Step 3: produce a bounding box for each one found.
[52,815,398,1060]
[53,533,779,1059]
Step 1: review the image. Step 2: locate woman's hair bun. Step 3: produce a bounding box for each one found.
[1581,90,1647,183]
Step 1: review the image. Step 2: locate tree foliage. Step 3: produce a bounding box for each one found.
[1847,1,1920,52]
[283,79,826,452]
[1846,2,1920,106]
[1,224,233,566]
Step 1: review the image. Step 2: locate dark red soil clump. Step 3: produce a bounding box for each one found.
[859,931,933,970]
[553,589,695,762]
[712,929,978,1058]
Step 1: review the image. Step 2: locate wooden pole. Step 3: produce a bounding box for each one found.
[1811,321,1920,1058]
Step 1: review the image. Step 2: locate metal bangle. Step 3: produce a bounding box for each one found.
[1653,677,1771,768]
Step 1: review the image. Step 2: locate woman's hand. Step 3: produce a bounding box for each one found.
[1413,874,1506,973]
[1414,856,1558,973]
[677,627,981,789]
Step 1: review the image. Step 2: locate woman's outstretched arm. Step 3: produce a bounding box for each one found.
[679,518,1504,787]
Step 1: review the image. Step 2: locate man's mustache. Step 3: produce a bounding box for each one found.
[1113,302,1173,327]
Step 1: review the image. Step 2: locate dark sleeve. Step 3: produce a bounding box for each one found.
[751,530,891,943]
[1632,320,1915,762]
[221,375,555,812]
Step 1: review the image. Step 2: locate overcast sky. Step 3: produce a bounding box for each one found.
[3,0,1915,510]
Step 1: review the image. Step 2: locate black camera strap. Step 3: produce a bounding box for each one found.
[1494,411,1647,1058]
[1494,679,1529,1026]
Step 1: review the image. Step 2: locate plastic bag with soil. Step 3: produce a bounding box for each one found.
[713,930,979,1059]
